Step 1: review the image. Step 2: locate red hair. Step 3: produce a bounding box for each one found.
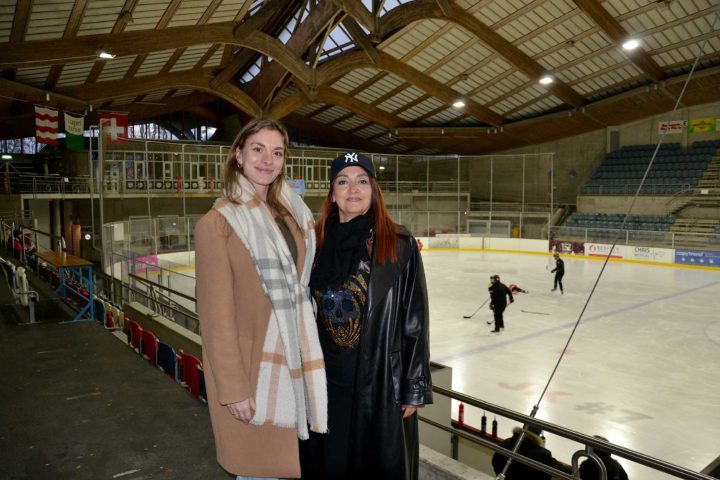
[316,178,398,264]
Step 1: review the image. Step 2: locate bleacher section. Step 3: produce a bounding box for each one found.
[581,142,718,195]
[566,212,675,231]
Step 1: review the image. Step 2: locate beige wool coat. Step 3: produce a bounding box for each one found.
[195,202,308,477]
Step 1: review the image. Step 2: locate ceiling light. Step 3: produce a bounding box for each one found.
[97,50,116,59]
[622,39,640,50]
[539,75,553,85]
[452,100,465,108]
[1,154,12,160]
[379,166,386,170]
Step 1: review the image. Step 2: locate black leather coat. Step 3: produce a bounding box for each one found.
[347,226,433,480]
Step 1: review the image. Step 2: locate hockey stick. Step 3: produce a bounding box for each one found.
[522,309,550,315]
[486,301,514,324]
[463,298,489,319]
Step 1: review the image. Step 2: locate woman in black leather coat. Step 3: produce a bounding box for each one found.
[300,152,433,480]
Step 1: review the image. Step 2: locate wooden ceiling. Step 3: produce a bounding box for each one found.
[0,0,718,155]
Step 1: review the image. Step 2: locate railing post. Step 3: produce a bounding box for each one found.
[450,433,459,460]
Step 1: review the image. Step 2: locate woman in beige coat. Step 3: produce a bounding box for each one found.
[195,119,327,479]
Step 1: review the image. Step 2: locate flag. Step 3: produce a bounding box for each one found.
[98,112,129,144]
[64,112,85,151]
[35,106,58,145]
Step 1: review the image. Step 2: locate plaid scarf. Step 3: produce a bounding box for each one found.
[216,175,327,439]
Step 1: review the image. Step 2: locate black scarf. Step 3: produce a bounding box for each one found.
[310,211,374,290]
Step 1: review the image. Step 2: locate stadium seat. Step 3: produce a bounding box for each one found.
[127,320,143,353]
[157,342,179,381]
[140,329,159,366]
[178,350,204,399]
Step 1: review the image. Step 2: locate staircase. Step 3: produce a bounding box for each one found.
[670,153,720,215]
[696,154,720,191]
[669,218,719,235]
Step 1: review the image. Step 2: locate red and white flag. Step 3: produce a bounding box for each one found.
[98,112,129,144]
[35,106,59,145]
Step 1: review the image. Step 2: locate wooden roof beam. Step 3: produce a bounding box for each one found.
[55,68,262,117]
[0,78,86,109]
[0,22,237,69]
[243,1,340,107]
[283,112,393,153]
[317,49,504,126]
[573,0,666,82]
[379,0,586,108]
[210,0,296,88]
[269,87,408,129]
[328,0,376,35]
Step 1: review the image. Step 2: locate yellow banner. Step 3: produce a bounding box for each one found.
[688,117,716,133]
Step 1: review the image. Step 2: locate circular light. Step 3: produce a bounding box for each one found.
[539,75,553,85]
[452,100,465,108]
[84,233,92,241]
[622,39,640,50]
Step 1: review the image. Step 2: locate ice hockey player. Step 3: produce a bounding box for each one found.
[551,252,565,294]
[488,275,514,333]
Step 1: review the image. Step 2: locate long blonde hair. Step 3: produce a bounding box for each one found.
[223,118,291,217]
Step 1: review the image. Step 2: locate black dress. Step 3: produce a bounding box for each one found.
[300,253,371,479]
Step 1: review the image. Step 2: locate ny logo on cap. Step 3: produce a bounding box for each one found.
[344,152,359,163]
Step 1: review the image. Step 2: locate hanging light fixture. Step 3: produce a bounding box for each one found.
[97,49,116,59]
[622,38,640,50]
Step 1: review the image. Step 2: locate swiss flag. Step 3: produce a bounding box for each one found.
[98,112,129,144]
[35,106,59,145]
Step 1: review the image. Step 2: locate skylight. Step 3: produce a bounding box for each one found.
[380,0,411,15]
[239,57,263,84]
[248,0,266,16]
[318,23,356,62]
[277,3,310,44]
[360,0,411,15]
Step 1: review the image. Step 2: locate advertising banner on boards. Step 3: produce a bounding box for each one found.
[674,249,720,267]
[585,243,624,258]
[625,246,674,264]
[550,240,584,255]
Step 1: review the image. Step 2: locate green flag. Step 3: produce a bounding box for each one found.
[64,112,84,150]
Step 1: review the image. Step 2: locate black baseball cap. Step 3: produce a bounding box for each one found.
[330,152,376,183]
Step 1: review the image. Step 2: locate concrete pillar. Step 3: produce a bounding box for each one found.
[52,200,62,250]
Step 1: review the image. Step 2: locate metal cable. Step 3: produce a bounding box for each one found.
[498,10,720,479]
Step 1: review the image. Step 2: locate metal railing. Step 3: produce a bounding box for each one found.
[0,210,33,225]
[418,385,714,480]
[126,273,199,334]
[580,183,694,196]
[550,226,720,250]
[7,216,714,480]
[4,174,91,195]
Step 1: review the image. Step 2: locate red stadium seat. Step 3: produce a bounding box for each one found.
[140,329,159,366]
[178,350,204,400]
[127,320,143,353]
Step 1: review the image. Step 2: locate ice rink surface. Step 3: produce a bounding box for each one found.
[176,249,719,479]
[424,249,720,480]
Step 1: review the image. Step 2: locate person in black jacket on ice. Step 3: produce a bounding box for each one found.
[551,252,565,294]
[488,275,513,333]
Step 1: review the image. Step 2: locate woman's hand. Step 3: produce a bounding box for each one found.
[227,397,256,423]
[401,405,420,419]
